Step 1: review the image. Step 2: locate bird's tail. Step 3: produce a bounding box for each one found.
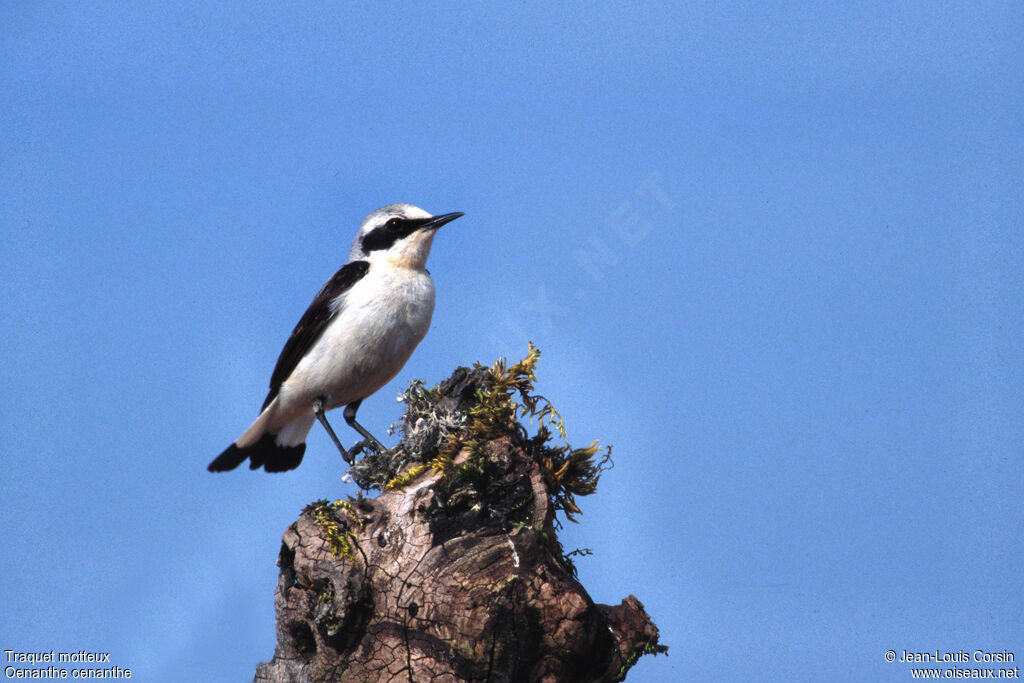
[207,433,306,473]
[207,408,314,473]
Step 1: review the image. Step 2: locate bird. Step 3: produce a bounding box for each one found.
[208,203,463,473]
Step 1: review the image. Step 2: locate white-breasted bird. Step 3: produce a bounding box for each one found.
[208,203,463,473]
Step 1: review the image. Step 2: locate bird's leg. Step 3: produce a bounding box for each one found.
[313,398,355,464]
[344,399,387,454]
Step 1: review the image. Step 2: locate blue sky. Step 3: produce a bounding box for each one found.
[2,2,1022,681]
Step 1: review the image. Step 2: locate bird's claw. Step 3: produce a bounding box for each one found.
[350,439,387,458]
[333,440,388,467]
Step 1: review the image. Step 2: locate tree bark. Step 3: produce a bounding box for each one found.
[254,365,664,682]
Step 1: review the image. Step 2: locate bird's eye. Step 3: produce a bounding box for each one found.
[386,218,402,231]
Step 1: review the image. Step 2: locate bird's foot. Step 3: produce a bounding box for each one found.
[349,438,388,458]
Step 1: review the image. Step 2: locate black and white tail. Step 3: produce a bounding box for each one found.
[208,433,306,473]
[208,400,313,473]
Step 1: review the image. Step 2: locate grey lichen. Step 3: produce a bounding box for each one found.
[346,368,480,491]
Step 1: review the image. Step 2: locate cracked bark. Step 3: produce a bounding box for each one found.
[254,369,663,683]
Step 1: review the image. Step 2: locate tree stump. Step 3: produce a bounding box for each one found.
[254,355,665,682]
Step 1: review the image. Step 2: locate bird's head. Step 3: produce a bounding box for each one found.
[348,203,463,269]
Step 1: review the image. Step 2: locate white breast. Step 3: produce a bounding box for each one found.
[276,263,435,420]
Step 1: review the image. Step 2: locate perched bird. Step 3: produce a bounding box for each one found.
[208,203,463,473]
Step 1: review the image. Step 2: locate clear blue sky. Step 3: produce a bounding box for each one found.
[2,3,1021,681]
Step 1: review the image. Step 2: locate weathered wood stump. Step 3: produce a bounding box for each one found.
[254,357,664,682]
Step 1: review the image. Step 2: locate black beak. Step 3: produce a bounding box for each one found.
[420,211,464,231]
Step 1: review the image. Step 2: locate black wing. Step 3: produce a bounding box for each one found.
[260,260,370,410]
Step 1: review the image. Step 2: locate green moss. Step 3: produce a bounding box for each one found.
[559,547,593,579]
[383,463,430,491]
[359,343,612,527]
[617,641,670,680]
[471,342,613,524]
[303,498,364,561]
